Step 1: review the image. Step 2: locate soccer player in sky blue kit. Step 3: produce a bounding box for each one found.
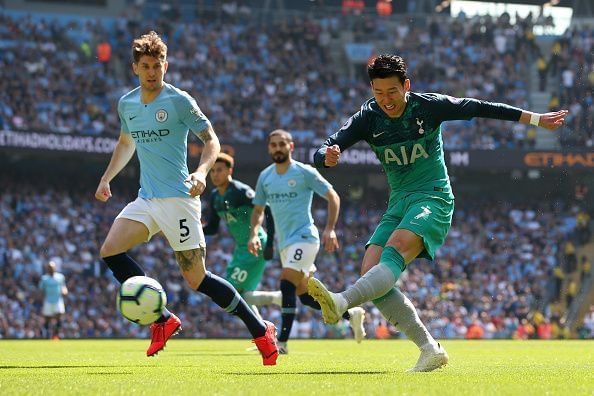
[248,129,366,354]
[39,261,68,339]
[94,31,278,365]
[308,54,568,371]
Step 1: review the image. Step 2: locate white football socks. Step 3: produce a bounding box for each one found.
[242,290,283,307]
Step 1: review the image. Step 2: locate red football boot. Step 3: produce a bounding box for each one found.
[252,320,278,366]
[146,313,182,357]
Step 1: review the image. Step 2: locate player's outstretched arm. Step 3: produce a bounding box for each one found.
[248,205,266,257]
[95,131,136,202]
[519,110,568,130]
[322,188,340,253]
[187,125,220,197]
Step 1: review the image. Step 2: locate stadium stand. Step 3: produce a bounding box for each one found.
[1,8,591,148]
[1,176,592,340]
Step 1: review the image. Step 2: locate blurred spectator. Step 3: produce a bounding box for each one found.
[580,256,591,284]
[576,210,591,245]
[565,280,577,307]
[537,53,547,91]
[563,240,577,273]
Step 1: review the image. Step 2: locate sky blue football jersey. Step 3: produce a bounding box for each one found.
[118,83,211,198]
[39,273,66,304]
[253,161,332,250]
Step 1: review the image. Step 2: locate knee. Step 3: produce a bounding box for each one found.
[280,279,296,299]
[386,231,423,257]
[388,235,408,253]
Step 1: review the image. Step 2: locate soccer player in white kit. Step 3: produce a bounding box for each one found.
[95,31,278,365]
[248,130,366,354]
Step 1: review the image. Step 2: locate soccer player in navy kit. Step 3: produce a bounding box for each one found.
[95,31,278,365]
[308,54,568,371]
[203,153,282,312]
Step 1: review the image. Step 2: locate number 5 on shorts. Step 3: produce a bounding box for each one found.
[179,218,190,243]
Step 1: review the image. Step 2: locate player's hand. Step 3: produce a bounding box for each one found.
[95,179,112,202]
[186,171,207,197]
[537,110,569,130]
[325,145,341,167]
[247,236,262,257]
[263,243,274,260]
[322,228,339,253]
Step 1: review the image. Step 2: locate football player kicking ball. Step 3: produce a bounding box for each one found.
[248,130,366,355]
[308,54,568,371]
[203,153,282,316]
[95,31,277,365]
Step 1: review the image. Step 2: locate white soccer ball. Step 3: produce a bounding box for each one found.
[117,276,167,325]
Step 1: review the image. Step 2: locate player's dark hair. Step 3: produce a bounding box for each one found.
[367,54,408,84]
[215,153,234,169]
[268,129,293,143]
[132,31,167,63]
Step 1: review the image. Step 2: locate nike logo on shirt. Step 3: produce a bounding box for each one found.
[372,131,385,138]
[179,236,191,243]
[129,115,138,120]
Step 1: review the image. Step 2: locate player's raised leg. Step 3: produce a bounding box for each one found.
[310,228,422,320]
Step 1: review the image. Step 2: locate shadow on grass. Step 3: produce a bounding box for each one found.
[169,353,250,357]
[225,371,390,375]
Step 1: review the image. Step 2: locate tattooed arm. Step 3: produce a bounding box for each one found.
[186,124,221,197]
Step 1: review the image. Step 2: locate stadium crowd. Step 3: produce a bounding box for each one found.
[0,9,591,149]
[550,28,594,147]
[1,178,592,340]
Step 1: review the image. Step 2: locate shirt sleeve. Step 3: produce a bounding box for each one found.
[252,173,267,207]
[422,93,523,123]
[302,165,332,197]
[177,94,211,135]
[117,97,130,134]
[264,205,275,244]
[313,109,369,168]
[236,184,256,207]
[202,193,221,236]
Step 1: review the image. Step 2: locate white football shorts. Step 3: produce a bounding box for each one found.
[116,196,205,251]
[42,300,65,316]
[280,242,319,273]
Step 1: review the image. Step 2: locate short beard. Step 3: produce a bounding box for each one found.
[271,153,289,164]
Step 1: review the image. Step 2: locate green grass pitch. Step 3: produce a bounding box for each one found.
[1,339,592,395]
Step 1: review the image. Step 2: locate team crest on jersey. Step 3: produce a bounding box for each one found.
[155,109,168,122]
[416,118,425,135]
[287,179,297,187]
